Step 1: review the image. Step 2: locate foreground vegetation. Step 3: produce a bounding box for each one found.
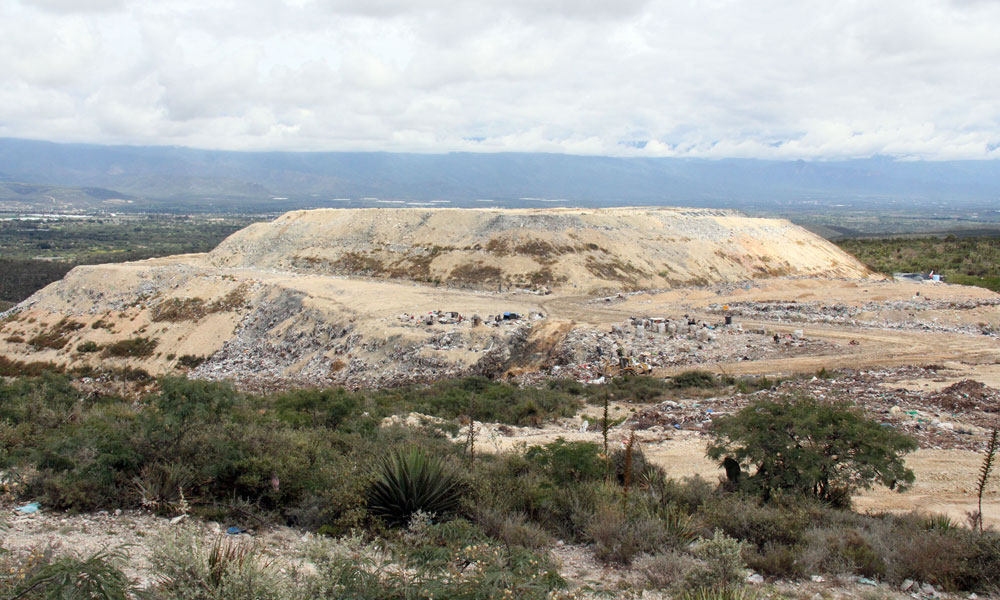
[0,372,998,598]
[837,235,1000,292]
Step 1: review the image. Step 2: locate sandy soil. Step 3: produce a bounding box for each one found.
[469,418,1000,529]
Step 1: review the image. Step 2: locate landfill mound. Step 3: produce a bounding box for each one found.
[206,207,870,292]
[0,207,874,388]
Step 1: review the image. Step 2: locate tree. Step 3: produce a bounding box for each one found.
[706,396,917,505]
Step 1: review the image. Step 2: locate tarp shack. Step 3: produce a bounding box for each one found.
[893,272,927,283]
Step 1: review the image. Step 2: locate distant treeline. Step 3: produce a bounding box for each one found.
[0,215,258,304]
[0,258,75,304]
[837,236,1000,292]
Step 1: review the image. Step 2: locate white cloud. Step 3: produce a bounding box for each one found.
[1,0,999,158]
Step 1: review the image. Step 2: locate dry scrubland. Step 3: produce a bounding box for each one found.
[2,207,1000,598]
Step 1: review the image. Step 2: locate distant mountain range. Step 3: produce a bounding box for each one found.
[1,137,999,215]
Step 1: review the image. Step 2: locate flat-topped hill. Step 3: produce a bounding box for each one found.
[0,207,878,388]
[207,207,870,292]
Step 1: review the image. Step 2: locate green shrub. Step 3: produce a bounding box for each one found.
[274,388,361,430]
[176,354,206,368]
[470,506,554,549]
[733,375,782,394]
[675,585,761,600]
[525,438,605,485]
[76,340,100,353]
[101,336,158,358]
[603,375,672,402]
[670,370,719,389]
[27,318,84,350]
[802,527,886,579]
[148,527,300,600]
[684,530,748,590]
[610,443,659,486]
[464,452,602,541]
[745,542,805,579]
[151,297,207,322]
[320,536,567,600]
[647,474,718,514]
[367,449,463,526]
[701,495,815,548]
[0,355,63,376]
[707,396,917,504]
[586,504,670,565]
[637,550,700,590]
[369,376,583,426]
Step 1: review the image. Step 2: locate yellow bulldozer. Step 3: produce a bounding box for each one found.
[601,353,652,378]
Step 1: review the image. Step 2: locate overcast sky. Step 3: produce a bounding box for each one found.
[2,0,999,159]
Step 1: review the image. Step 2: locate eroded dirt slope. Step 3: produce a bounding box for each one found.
[207,207,871,292]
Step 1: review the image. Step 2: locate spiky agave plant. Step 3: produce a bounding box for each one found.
[9,549,134,600]
[367,449,463,526]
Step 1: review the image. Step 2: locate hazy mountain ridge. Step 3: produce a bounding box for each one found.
[2,138,1000,212]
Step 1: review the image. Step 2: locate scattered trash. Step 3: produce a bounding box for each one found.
[15,502,40,514]
[227,526,247,535]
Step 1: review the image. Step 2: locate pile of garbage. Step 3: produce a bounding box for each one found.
[395,310,544,328]
[625,367,999,451]
[516,320,831,385]
[706,298,1000,337]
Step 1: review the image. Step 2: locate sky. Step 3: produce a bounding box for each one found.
[1,0,1000,159]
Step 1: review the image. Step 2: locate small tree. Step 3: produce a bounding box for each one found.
[707,396,917,505]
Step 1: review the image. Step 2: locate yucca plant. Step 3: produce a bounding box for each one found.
[367,449,463,526]
[676,585,761,600]
[9,548,134,600]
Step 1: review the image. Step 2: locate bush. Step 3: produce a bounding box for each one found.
[610,443,658,486]
[683,530,748,590]
[670,370,719,389]
[27,318,84,350]
[176,354,206,368]
[151,297,207,322]
[586,504,669,565]
[148,527,299,600]
[318,529,567,600]
[525,438,605,485]
[6,548,135,600]
[801,527,886,578]
[647,474,718,514]
[745,542,805,579]
[102,337,158,358]
[471,506,554,549]
[701,495,816,548]
[603,375,671,402]
[76,340,100,353]
[637,550,700,590]
[675,586,762,600]
[367,449,463,526]
[707,396,917,504]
